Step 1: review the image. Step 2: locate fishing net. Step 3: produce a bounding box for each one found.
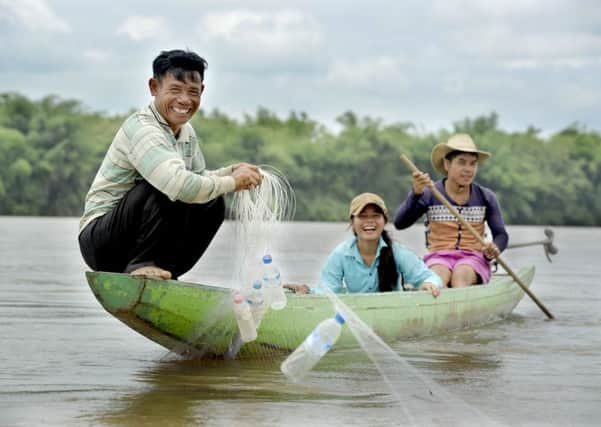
[167,165,296,359]
[159,164,503,425]
[321,287,505,427]
[228,165,296,292]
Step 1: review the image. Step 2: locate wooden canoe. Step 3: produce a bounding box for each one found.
[86,266,535,359]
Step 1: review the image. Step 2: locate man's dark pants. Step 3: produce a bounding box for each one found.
[79,181,225,280]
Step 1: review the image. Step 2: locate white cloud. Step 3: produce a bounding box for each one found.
[432,0,548,20]
[504,57,601,70]
[442,75,466,96]
[116,16,167,41]
[557,83,601,108]
[0,0,70,32]
[1,1,600,134]
[326,56,408,90]
[83,49,111,63]
[430,0,601,69]
[462,29,601,68]
[201,9,322,54]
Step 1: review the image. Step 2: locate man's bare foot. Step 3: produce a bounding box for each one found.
[130,265,172,280]
[282,283,311,294]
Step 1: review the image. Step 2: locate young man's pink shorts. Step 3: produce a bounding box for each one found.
[423,249,492,283]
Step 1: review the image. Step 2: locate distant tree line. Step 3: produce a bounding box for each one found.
[1,92,600,225]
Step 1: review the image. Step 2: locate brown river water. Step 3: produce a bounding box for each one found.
[0,217,599,426]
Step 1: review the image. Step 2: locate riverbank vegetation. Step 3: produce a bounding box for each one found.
[1,92,599,225]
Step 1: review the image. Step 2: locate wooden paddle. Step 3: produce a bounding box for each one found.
[400,154,555,320]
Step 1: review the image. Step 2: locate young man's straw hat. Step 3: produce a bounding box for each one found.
[430,133,491,176]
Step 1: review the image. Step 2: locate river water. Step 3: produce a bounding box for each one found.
[0,217,599,426]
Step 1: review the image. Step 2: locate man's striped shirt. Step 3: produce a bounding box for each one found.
[79,104,235,233]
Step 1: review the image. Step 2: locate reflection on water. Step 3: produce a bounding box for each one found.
[94,355,386,427]
[1,218,600,426]
[94,329,513,427]
[96,359,285,426]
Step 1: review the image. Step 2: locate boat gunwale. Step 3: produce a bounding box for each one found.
[86,268,531,301]
[85,266,535,357]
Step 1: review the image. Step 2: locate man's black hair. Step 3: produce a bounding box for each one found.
[445,150,479,162]
[152,49,208,83]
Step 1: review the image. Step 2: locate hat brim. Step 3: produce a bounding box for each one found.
[349,193,389,220]
[430,143,491,176]
[350,202,388,220]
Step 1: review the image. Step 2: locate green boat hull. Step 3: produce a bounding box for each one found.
[86,266,535,358]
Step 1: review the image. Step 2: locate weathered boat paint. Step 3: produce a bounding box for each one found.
[86,266,535,358]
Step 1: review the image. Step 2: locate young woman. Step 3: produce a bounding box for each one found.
[285,193,441,297]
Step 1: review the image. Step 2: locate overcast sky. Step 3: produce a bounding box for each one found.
[1,0,600,135]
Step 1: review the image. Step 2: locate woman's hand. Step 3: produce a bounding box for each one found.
[283,283,310,294]
[420,282,440,298]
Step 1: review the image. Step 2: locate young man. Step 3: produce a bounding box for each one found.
[393,134,508,288]
[79,49,263,280]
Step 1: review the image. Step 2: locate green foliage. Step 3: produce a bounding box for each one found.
[0,92,600,225]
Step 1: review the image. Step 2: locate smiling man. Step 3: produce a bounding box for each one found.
[78,49,263,280]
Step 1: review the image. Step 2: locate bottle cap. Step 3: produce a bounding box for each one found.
[252,280,262,290]
[262,254,273,264]
[334,312,345,325]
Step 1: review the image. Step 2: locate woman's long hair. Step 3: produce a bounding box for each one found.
[378,229,399,292]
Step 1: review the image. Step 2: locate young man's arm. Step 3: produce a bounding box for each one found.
[393,189,428,230]
[484,190,508,253]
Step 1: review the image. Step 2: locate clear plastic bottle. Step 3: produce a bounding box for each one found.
[280,312,346,381]
[247,280,266,324]
[262,254,287,310]
[232,292,257,342]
